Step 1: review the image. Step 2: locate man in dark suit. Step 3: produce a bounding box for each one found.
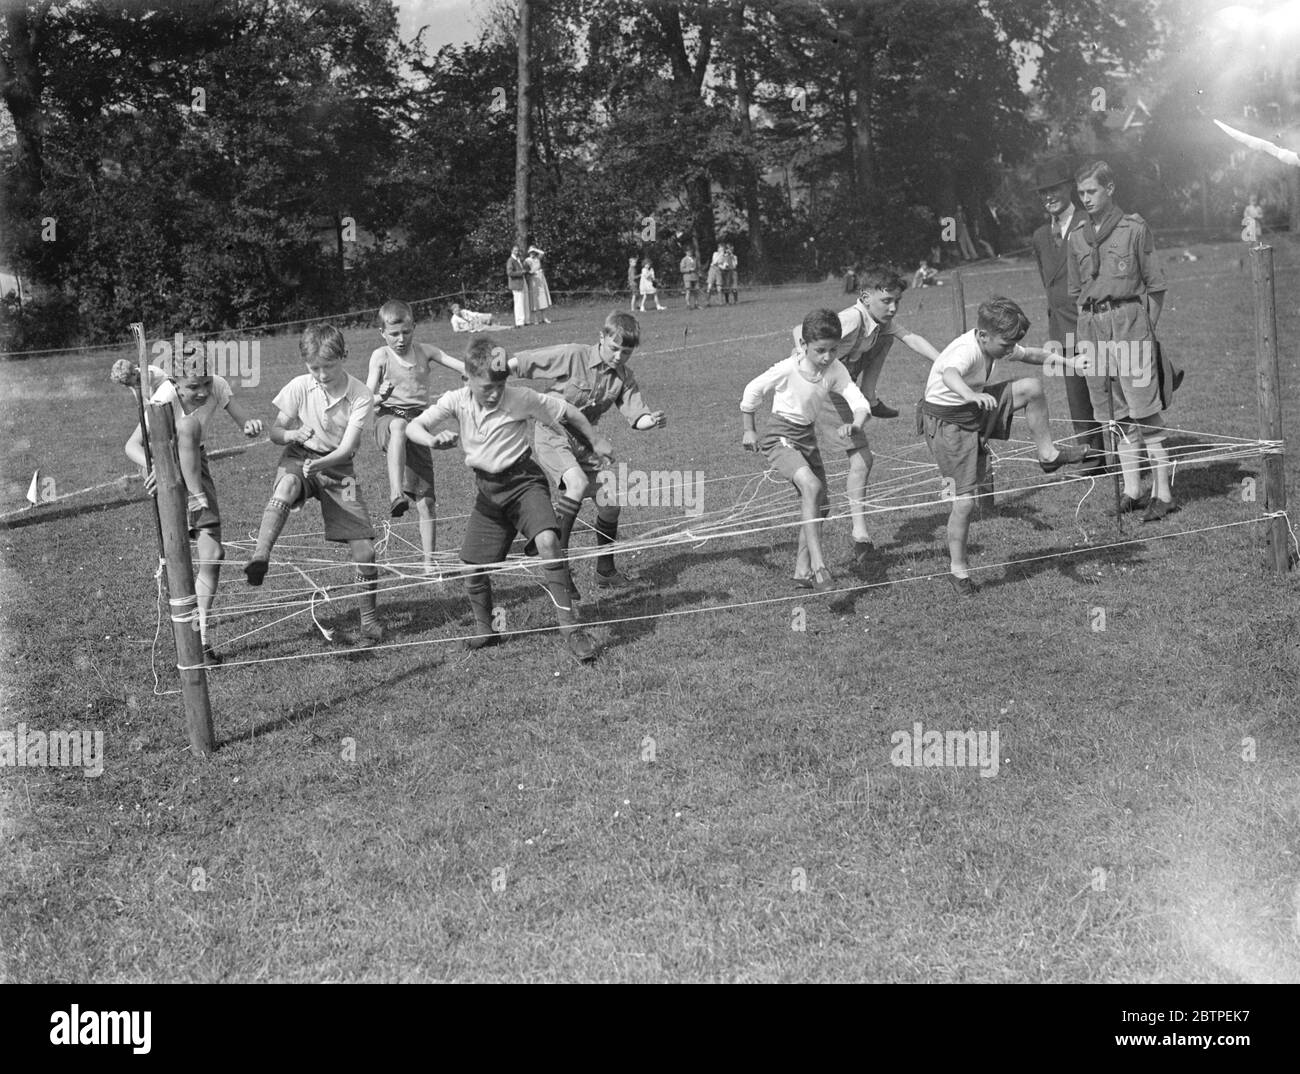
[1031,157,1104,459]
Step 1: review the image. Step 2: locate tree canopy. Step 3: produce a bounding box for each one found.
[2,0,1286,350]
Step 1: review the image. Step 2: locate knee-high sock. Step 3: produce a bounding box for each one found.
[595,512,618,574]
[356,566,378,628]
[465,572,495,633]
[554,494,583,552]
[542,562,580,634]
[254,498,291,560]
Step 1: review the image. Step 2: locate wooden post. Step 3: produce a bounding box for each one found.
[145,403,216,755]
[950,269,967,338]
[1250,244,1292,572]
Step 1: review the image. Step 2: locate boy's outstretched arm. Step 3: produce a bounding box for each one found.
[899,330,943,363]
[429,346,466,376]
[406,397,459,450]
[365,350,393,404]
[175,414,207,505]
[834,381,871,441]
[124,424,154,491]
[225,398,264,438]
[269,409,314,447]
[942,368,996,410]
[558,402,614,463]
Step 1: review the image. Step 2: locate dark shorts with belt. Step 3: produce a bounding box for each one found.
[375,405,437,501]
[461,452,561,565]
[920,382,1015,498]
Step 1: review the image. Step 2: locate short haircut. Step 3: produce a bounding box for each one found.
[300,323,347,363]
[857,264,907,294]
[174,342,211,379]
[602,311,640,348]
[1076,160,1114,188]
[976,296,1030,341]
[801,308,843,345]
[465,337,508,381]
[379,299,414,325]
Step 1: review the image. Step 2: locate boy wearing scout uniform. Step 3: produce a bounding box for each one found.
[1067,161,1177,523]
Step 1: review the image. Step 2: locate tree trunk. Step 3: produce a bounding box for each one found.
[689,173,716,265]
[732,3,766,280]
[850,6,877,200]
[652,3,717,258]
[840,70,857,198]
[0,4,50,253]
[515,0,533,252]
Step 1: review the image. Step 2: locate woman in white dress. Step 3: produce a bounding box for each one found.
[639,259,665,311]
[526,246,553,323]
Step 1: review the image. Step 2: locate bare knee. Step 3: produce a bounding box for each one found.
[274,473,302,500]
[794,470,824,503]
[533,530,561,559]
[350,539,375,564]
[199,534,224,564]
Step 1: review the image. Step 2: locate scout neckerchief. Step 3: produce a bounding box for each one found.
[1082,204,1123,279]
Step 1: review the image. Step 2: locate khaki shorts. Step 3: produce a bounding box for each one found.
[1078,304,1161,422]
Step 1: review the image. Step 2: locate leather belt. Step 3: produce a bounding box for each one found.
[1083,296,1140,313]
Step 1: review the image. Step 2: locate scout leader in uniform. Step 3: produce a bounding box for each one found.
[1030,156,1104,463]
[1067,160,1182,524]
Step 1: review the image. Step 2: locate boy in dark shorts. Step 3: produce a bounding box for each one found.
[509,311,666,596]
[741,308,871,592]
[244,323,383,645]
[921,297,1102,596]
[125,350,264,665]
[405,339,615,662]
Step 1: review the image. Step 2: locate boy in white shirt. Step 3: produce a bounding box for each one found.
[124,350,264,665]
[245,324,384,645]
[741,308,871,592]
[920,296,1102,596]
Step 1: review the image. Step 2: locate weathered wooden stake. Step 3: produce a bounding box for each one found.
[1250,244,1292,572]
[145,403,216,755]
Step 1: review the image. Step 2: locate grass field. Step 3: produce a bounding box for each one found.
[2,237,1299,983]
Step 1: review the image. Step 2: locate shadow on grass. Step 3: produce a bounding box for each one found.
[0,494,141,530]
[227,649,451,745]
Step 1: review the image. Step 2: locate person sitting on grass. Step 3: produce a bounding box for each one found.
[244,323,384,646]
[125,351,264,666]
[450,303,496,332]
[366,300,465,525]
[912,259,941,288]
[919,296,1103,597]
[509,311,667,598]
[404,338,615,663]
[741,308,871,592]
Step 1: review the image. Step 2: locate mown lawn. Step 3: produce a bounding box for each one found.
[2,237,1299,982]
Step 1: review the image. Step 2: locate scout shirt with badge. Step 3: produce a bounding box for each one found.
[1067,207,1179,409]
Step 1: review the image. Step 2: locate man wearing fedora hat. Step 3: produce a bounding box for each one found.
[1031,156,1105,464]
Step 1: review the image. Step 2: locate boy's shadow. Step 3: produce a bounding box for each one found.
[226,657,449,745]
[573,544,772,645]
